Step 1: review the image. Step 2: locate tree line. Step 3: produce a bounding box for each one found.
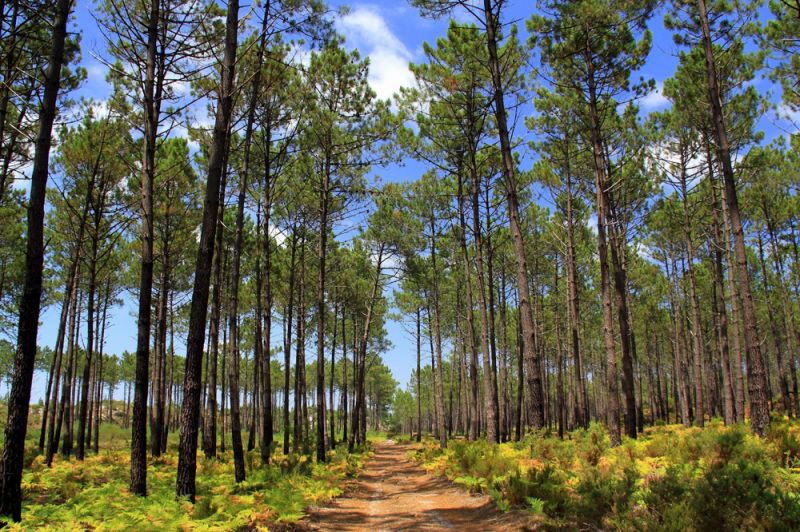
[0,0,799,524]
[387,0,799,450]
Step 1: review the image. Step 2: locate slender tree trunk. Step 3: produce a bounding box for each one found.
[708,155,736,425]
[416,306,422,443]
[565,173,588,429]
[203,168,227,459]
[0,0,74,516]
[261,196,274,459]
[757,233,791,415]
[342,309,348,443]
[586,52,621,445]
[294,232,306,450]
[484,181,501,436]
[766,216,800,416]
[514,290,523,441]
[554,265,565,439]
[679,156,705,427]
[469,163,499,443]
[61,293,81,459]
[498,266,510,441]
[329,300,338,449]
[697,0,769,435]
[283,229,297,455]
[78,242,97,461]
[176,0,239,499]
[46,255,83,464]
[428,218,447,448]
[227,83,253,481]
[350,244,385,451]
[455,173,481,441]
[667,255,692,426]
[254,200,269,463]
[130,0,162,495]
[482,0,544,429]
[152,268,168,457]
[316,161,330,462]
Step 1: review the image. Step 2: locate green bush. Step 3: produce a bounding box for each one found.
[502,464,570,515]
[414,422,800,530]
[766,422,800,467]
[574,463,638,528]
[691,458,800,531]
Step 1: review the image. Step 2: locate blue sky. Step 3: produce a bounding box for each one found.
[26,0,794,402]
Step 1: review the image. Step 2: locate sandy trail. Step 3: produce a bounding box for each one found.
[304,441,533,531]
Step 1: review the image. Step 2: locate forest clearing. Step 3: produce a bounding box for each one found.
[1,0,800,529]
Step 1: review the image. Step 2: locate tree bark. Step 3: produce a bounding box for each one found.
[175,0,239,499]
[482,0,544,429]
[679,152,705,427]
[469,161,499,443]
[697,0,769,435]
[0,0,74,518]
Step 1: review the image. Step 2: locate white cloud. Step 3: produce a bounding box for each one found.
[171,80,191,97]
[87,61,108,82]
[336,5,416,101]
[268,223,286,247]
[89,99,110,119]
[777,103,800,127]
[289,42,311,68]
[640,82,670,111]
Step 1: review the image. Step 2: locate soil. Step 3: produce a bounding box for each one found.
[303,440,537,531]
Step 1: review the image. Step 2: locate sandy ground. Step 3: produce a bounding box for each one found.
[303,440,536,531]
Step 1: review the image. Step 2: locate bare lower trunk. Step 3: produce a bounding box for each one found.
[697,0,769,435]
[176,0,239,500]
[0,0,73,518]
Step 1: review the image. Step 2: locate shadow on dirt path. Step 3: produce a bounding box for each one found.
[304,440,535,531]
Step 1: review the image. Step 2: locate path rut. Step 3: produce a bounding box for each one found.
[304,441,534,531]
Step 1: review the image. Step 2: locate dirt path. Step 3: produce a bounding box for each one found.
[304,441,534,531]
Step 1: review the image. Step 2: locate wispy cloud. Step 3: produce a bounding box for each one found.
[336,5,416,101]
[640,82,670,111]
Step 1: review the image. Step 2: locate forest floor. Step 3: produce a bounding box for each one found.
[304,440,536,531]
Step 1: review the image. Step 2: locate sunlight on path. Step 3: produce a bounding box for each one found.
[305,441,534,531]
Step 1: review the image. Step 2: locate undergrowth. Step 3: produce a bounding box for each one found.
[412,419,800,530]
[5,438,368,530]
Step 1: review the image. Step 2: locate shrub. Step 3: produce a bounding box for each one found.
[766,422,800,467]
[502,464,571,516]
[691,458,800,531]
[574,463,638,528]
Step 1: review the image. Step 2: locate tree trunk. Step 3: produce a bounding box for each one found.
[679,154,705,427]
[482,0,544,429]
[283,228,297,455]
[176,0,239,499]
[707,152,736,425]
[227,79,252,481]
[697,0,769,435]
[455,173,481,441]
[294,231,307,451]
[316,160,330,462]
[130,0,162,495]
[329,300,338,449]
[416,306,422,442]
[469,161,499,443]
[586,51,621,446]
[429,220,447,448]
[0,0,73,517]
[757,232,791,415]
[565,173,588,429]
